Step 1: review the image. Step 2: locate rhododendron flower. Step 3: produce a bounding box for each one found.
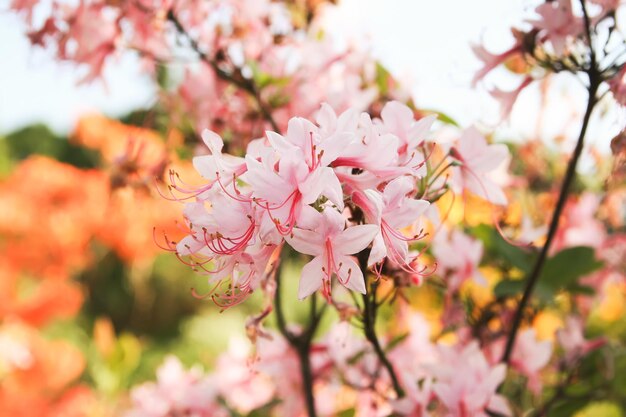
[193,130,247,194]
[528,0,582,54]
[557,318,606,363]
[551,193,606,253]
[286,207,378,299]
[609,65,626,106]
[433,229,485,290]
[450,127,509,205]
[214,338,275,414]
[352,176,430,269]
[510,329,553,394]
[471,30,524,87]
[127,356,228,417]
[432,342,511,417]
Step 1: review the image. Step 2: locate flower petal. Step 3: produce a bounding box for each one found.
[286,228,324,256]
[335,255,366,294]
[333,224,378,255]
[299,256,325,299]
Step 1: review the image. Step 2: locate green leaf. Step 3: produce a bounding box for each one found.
[385,332,409,352]
[337,409,356,417]
[548,398,588,417]
[571,402,622,417]
[538,246,603,292]
[421,109,460,127]
[471,224,535,273]
[375,62,391,96]
[494,279,526,298]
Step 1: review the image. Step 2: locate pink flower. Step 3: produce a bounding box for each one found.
[432,342,511,417]
[551,193,606,254]
[192,130,247,192]
[557,317,606,363]
[352,176,430,270]
[609,65,626,107]
[126,356,228,417]
[214,338,275,414]
[488,76,533,120]
[528,0,582,55]
[244,113,351,235]
[378,101,436,157]
[471,30,524,86]
[510,329,552,394]
[286,207,378,299]
[58,2,120,82]
[433,229,485,291]
[450,127,509,205]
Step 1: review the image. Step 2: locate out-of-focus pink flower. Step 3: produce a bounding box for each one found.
[510,329,552,394]
[432,342,511,417]
[450,127,509,205]
[609,65,626,107]
[471,30,524,86]
[390,311,438,417]
[489,76,533,120]
[528,0,582,55]
[286,207,378,299]
[551,193,606,254]
[433,229,485,291]
[214,338,274,414]
[58,2,120,82]
[126,356,228,417]
[557,317,605,363]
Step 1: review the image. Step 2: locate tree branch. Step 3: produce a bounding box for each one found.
[166,10,280,132]
[273,256,324,417]
[501,57,601,364]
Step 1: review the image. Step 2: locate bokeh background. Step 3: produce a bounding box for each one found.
[1,0,625,416]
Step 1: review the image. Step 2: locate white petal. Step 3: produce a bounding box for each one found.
[333,224,378,255]
[200,130,224,154]
[335,255,366,294]
[286,228,324,256]
[299,256,325,299]
[367,233,386,266]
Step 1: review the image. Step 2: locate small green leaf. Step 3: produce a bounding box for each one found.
[421,109,460,127]
[385,332,409,352]
[539,246,603,291]
[337,408,356,417]
[494,279,526,298]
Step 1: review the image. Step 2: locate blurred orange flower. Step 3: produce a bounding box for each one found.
[0,156,109,280]
[0,321,97,417]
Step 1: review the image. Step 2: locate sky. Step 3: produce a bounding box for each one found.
[0,0,621,161]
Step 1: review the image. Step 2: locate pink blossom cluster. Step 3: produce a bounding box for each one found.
[162,101,509,306]
[473,0,626,116]
[128,310,597,417]
[12,0,382,137]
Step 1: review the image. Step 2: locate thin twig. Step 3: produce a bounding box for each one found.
[273,257,324,417]
[166,10,280,132]
[501,2,601,363]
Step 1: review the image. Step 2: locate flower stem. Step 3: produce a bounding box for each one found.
[166,10,280,132]
[362,284,406,398]
[273,257,325,417]
[357,251,405,399]
[501,72,600,364]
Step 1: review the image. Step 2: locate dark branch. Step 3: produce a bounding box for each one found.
[166,10,280,132]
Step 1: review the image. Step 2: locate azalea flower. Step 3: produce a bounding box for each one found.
[352,176,430,270]
[450,127,509,205]
[286,207,378,299]
[432,342,511,417]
